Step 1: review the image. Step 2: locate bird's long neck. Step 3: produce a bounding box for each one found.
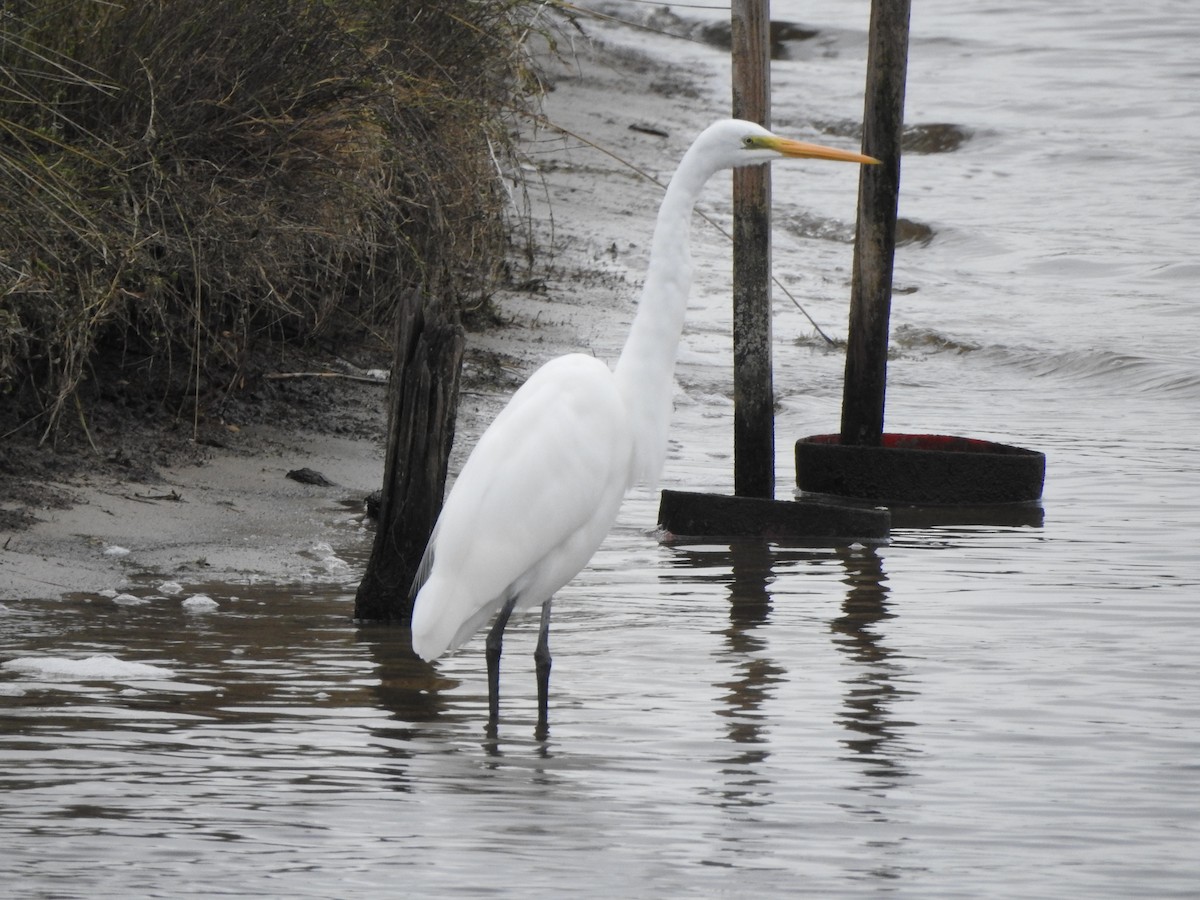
[614,150,715,488]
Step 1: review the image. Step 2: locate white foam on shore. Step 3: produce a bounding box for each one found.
[1,654,175,681]
[182,594,219,613]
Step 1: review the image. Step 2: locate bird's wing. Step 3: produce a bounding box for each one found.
[410,354,633,659]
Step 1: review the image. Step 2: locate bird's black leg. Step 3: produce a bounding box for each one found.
[485,596,517,730]
[534,598,553,739]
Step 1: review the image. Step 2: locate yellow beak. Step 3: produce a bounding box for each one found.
[761,136,880,165]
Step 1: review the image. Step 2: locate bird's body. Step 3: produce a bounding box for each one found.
[410,352,632,661]
[409,119,876,733]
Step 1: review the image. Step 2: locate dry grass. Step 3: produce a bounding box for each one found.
[0,0,544,441]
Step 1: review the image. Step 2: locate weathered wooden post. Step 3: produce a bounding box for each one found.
[840,0,911,446]
[795,0,1045,519]
[355,290,464,623]
[731,0,774,498]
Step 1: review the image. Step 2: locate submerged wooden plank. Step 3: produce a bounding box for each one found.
[658,489,890,542]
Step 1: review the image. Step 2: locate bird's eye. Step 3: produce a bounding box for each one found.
[743,137,756,148]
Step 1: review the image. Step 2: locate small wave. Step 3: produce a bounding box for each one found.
[779,210,855,244]
[799,324,1200,399]
[792,325,981,356]
[1147,262,1200,282]
[854,325,1199,398]
[809,119,974,154]
[896,218,936,247]
[901,123,974,154]
[984,345,1200,398]
[779,213,935,247]
[891,324,982,354]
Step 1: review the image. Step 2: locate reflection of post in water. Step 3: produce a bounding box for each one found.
[830,546,912,781]
[717,540,787,757]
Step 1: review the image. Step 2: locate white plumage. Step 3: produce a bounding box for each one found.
[409,119,876,732]
[410,354,631,661]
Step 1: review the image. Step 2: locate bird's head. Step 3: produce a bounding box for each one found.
[694,118,879,173]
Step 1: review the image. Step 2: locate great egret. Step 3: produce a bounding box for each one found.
[410,118,877,733]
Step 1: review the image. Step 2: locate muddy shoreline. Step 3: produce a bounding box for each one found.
[2,18,730,601]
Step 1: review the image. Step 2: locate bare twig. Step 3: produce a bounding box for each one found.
[264,371,388,384]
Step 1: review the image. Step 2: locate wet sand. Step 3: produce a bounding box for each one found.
[2,21,730,601]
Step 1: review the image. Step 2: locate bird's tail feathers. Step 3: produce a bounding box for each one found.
[409,540,436,601]
[410,575,506,663]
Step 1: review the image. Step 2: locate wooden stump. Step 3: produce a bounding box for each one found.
[354,290,464,623]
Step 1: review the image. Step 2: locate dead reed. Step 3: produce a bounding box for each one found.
[0,0,543,441]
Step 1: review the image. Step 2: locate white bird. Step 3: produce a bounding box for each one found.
[409,118,877,734]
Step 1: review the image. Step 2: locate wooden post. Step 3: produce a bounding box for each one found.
[355,289,464,623]
[840,0,911,446]
[731,0,773,498]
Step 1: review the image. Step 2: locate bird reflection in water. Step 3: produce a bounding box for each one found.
[361,624,455,728]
